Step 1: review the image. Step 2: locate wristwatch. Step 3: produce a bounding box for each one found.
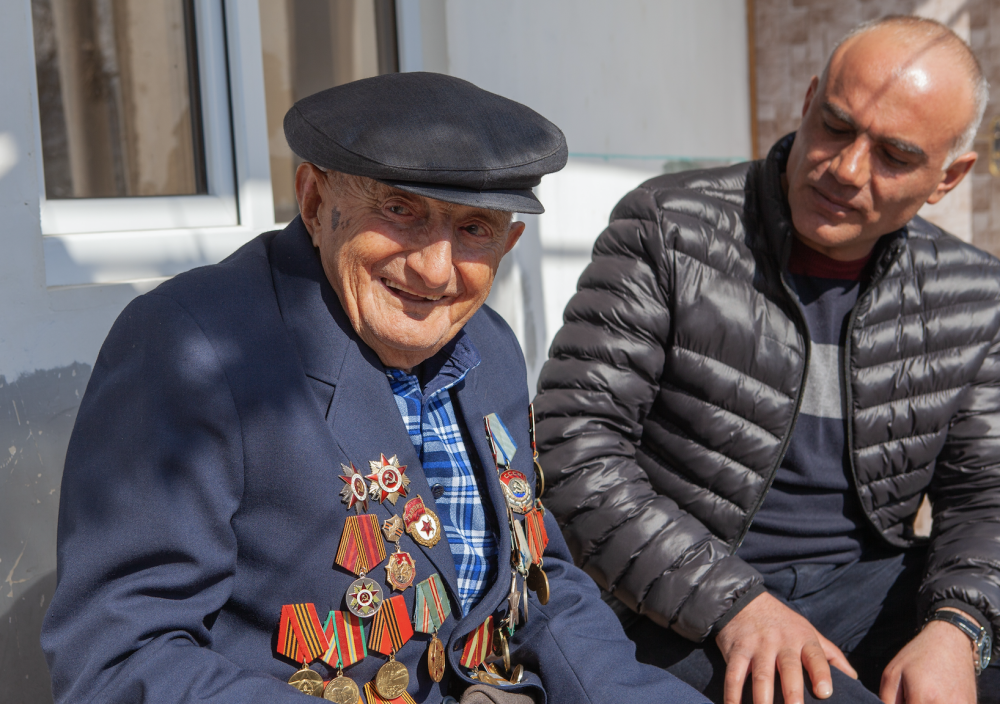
[927,609,992,675]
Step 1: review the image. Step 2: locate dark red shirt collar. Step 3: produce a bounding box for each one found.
[788,236,872,281]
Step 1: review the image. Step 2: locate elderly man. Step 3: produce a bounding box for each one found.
[40,74,706,704]
[535,16,1000,704]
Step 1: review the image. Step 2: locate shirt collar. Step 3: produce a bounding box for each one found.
[385,328,482,401]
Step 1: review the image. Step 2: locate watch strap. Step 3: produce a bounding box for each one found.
[928,609,991,675]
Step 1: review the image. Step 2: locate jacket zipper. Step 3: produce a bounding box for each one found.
[842,242,904,539]
[732,269,812,552]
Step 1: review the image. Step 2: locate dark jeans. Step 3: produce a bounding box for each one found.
[622,549,1000,703]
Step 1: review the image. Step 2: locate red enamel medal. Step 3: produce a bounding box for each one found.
[366,454,411,505]
[339,462,369,514]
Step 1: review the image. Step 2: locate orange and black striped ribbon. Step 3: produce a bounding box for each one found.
[368,594,414,656]
[336,514,387,576]
[363,680,417,704]
[276,603,330,662]
[459,615,494,669]
[524,507,548,565]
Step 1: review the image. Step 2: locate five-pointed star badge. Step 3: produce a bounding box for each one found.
[366,454,411,505]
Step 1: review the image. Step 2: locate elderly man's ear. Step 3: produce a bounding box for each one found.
[504,220,526,255]
[295,162,331,247]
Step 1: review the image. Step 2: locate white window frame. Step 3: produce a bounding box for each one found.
[33,0,275,288]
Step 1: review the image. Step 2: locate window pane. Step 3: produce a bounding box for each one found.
[260,0,398,223]
[32,0,207,199]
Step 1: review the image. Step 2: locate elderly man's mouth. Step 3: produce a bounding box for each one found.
[382,278,445,302]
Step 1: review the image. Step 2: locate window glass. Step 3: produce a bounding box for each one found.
[260,0,398,223]
[32,0,206,199]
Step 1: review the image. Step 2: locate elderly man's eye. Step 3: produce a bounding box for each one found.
[388,204,409,216]
[462,223,491,237]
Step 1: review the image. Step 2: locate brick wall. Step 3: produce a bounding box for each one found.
[751,0,1000,254]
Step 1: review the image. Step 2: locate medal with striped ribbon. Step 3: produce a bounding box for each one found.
[322,610,367,668]
[368,594,414,656]
[413,573,452,682]
[336,513,388,617]
[460,615,494,669]
[276,603,330,663]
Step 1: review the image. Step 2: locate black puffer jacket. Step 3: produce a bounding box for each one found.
[534,136,1000,653]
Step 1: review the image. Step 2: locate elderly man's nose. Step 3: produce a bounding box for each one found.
[409,235,453,288]
[829,139,870,187]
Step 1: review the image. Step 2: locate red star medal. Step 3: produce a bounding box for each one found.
[403,495,442,547]
[366,454,410,505]
[338,463,369,513]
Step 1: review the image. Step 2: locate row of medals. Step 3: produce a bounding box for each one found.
[290,443,549,702]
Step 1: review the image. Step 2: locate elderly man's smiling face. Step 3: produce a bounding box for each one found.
[784,25,979,260]
[296,165,525,370]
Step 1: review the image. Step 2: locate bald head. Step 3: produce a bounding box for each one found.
[824,16,987,162]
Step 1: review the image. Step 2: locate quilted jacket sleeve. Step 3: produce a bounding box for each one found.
[533,186,763,642]
[924,329,1000,650]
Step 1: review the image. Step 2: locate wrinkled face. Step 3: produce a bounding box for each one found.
[785,28,977,260]
[297,166,524,370]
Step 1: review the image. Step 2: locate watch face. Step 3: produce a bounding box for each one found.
[981,634,992,670]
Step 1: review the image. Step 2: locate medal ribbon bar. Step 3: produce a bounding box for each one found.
[459,615,494,669]
[336,514,387,576]
[322,610,367,668]
[524,507,548,565]
[413,573,451,633]
[363,680,418,704]
[277,603,330,662]
[368,595,415,656]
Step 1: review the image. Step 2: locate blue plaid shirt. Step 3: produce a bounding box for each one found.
[385,333,498,614]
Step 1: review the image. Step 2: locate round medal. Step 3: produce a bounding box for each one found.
[375,658,410,700]
[534,458,545,498]
[526,563,550,605]
[509,664,524,684]
[323,674,360,704]
[346,576,384,617]
[427,633,446,682]
[492,629,511,672]
[499,469,532,513]
[288,664,324,696]
[385,550,416,591]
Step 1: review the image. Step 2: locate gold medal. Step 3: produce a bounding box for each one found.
[323,672,360,703]
[346,576,383,617]
[509,663,524,684]
[428,633,446,682]
[374,654,410,700]
[492,628,511,672]
[385,550,416,591]
[288,662,324,696]
[527,563,550,605]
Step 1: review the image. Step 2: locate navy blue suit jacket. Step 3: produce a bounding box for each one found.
[41,220,706,704]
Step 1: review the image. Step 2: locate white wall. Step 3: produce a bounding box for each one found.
[420,0,753,362]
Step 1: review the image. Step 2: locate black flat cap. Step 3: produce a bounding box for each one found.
[283,72,567,214]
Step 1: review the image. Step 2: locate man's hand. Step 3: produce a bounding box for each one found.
[879,612,977,704]
[715,592,857,704]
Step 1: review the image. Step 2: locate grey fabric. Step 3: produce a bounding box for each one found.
[283,72,568,214]
[460,684,536,704]
[534,135,1000,655]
